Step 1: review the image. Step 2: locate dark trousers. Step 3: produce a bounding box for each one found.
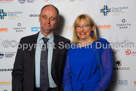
[35,87,59,91]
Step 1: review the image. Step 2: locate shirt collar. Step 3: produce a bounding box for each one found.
[37,32,54,42]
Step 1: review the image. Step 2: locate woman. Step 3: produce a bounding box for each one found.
[63,14,113,91]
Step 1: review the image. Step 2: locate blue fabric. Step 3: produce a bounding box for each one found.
[63,38,113,91]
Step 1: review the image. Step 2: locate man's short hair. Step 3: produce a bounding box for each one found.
[40,4,59,20]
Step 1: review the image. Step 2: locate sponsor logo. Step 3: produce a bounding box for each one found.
[116,60,122,67]
[0,0,13,2]
[13,23,26,32]
[125,49,136,56]
[100,5,128,16]
[0,81,11,85]
[5,52,16,58]
[0,9,23,19]
[100,5,111,16]
[8,11,23,19]
[18,0,35,4]
[0,51,15,58]
[118,80,128,86]
[18,0,25,4]
[0,28,8,32]
[0,9,7,19]
[31,27,40,32]
[0,51,4,59]
[65,26,73,30]
[29,14,39,17]
[114,60,130,70]
[44,0,62,2]
[116,19,131,29]
[134,81,136,86]
[27,0,35,2]
[97,25,111,30]
[0,68,13,72]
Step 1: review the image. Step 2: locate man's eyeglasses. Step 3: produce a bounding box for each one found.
[76,24,91,29]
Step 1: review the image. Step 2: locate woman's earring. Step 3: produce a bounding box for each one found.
[76,34,79,39]
[91,31,94,37]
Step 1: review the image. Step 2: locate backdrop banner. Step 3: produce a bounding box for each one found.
[0,0,136,91]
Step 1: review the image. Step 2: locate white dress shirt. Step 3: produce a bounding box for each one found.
[35,32,57,88]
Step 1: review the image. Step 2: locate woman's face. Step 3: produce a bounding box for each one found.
[76,19,92,40]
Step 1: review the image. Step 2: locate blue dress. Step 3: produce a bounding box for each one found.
[63,38,113,91]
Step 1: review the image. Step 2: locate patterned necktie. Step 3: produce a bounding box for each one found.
[40,37,49,91]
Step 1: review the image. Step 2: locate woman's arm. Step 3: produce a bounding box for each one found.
[63,49,72,91]
[96,40,113,91]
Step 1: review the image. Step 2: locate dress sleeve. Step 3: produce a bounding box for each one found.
[63,48,72,91]
[96,41,113,91]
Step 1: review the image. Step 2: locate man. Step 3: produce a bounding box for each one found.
[12,4,70,91]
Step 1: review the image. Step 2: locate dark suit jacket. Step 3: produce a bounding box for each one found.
[12,33,70,91]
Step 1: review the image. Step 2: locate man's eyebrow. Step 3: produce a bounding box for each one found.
[50,16,56,18]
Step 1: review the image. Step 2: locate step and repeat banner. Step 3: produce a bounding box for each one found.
[0,0,136,91]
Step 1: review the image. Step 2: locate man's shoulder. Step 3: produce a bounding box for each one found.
[20,33,38,43]
[21,33,38,39]
[54,34,70,42]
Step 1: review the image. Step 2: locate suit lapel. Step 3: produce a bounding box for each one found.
[51,34,59,72]
[29,33,39,64]
[29,33,39,88]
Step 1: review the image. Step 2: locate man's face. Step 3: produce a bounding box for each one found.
[39,6,58,35]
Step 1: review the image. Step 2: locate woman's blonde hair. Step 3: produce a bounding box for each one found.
[72,14,97,44]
